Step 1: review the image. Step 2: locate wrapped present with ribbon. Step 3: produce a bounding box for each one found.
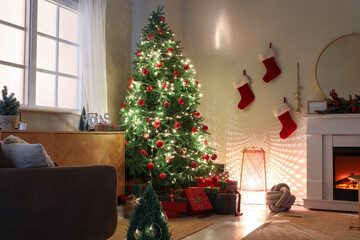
[94,123,110,131]
[196,176,220,187]
[109,124,117,131]
[204,186,220,195]
[207,191,242,215]
[157,189,188,215]
[183,187,213,215]
[125,183,147,195]
[219,180,238,192]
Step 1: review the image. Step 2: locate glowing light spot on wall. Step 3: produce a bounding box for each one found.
[214,10,231,50]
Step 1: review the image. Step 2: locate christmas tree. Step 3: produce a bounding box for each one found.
[120,6,217,189]
[0,86,20,115]
[126,183,170,240]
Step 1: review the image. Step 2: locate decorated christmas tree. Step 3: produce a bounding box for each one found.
[126,183,170,240]
[120,6,217,189]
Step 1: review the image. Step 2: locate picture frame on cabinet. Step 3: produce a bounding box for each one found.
[307,101,327,114]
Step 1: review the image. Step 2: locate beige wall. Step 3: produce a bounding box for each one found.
[164,0,360,202]
[106,0,133,125]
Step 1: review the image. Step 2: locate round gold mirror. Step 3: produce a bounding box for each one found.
[316,33,360,98]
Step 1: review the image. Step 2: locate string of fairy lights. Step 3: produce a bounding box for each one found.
[120,11,217,183]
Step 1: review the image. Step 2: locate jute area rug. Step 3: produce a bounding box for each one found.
[243,210,360,240]
[109,219,213,240]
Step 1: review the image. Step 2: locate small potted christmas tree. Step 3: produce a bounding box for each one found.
[0,86,20,129]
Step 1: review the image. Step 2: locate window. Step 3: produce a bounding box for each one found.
[0,0,81,111]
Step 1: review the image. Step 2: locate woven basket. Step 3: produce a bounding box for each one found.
[0,115,19,130]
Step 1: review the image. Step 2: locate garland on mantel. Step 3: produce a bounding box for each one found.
[316,89,360,114]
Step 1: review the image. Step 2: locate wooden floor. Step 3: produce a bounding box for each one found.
[117,204,305,239]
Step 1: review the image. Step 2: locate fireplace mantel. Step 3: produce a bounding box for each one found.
[304,114,360,212]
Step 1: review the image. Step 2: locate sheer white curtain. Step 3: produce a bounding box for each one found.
[79,0,108,115]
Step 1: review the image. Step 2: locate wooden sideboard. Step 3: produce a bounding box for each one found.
[0,130,125,195]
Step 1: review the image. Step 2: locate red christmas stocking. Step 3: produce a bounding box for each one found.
[259,48,281,83]
[273,103,297,139]
[233,75,255,109]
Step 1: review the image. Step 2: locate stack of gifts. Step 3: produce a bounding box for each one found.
[204,180,241,215]
[94,123,118,131]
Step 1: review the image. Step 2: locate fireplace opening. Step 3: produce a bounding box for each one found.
[333,147,360,201]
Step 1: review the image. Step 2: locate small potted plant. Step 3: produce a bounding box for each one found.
[0,86,20,129]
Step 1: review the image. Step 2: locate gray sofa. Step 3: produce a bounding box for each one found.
[0,165,118,240]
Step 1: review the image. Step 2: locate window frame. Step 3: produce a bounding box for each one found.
[0,0,82,114]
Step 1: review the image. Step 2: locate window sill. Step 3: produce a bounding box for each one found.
[19,105,81,115]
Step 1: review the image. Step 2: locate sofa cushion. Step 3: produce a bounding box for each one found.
[0,143,11,168]
[1,143,55,168]
[3,135,28,144]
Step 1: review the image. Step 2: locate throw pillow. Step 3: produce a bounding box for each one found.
[0,142,11,168]
[3,135,28,144]
[1,142,55,168]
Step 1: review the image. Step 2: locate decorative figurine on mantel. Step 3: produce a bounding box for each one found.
[316,89,360,114]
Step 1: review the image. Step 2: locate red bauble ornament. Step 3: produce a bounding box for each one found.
[142,68,149,75]
[202,154,210,162]
[178,98,185,104]
[203,125,208,132]
[138,99,145,106]
[146,117,150,123]
[168,48,174,53]
[179,150,184,155]
[160,16,165,21]
[193,112,200,118]
[147,86,153,92]
[335,102,339,106]
[159,173,166,180]
[184,64,190,71]
[156,62,162,68]
[147,162,154,170]
[162,82,168,89]
[203,140,208,145]
[158,29,163,35]
[143,133,149,140]
[211,154,217,160]
[156,140,164,149]
[190,161,197,168]
[352,106,357,111]
[191,128,198,134]
[174,122,181,129]
[128,77,134,83]
[167,158,172,163]
[127,84,132,90]
[184,80,189,85]
[195,81,199,85]
[163,102,169,107]
[124,141,128,146]
[136,51,142,56]
[173,70,180,77]
[140,149,147,156]
[121,102,126,108]
[152,119,161,128]
[147,33,154,40]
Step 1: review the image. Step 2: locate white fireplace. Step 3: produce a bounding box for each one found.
[304,114,360,212]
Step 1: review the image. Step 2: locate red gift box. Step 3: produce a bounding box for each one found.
[196,177,219,187]
[160,200,187,213]
[184,187,213,215]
